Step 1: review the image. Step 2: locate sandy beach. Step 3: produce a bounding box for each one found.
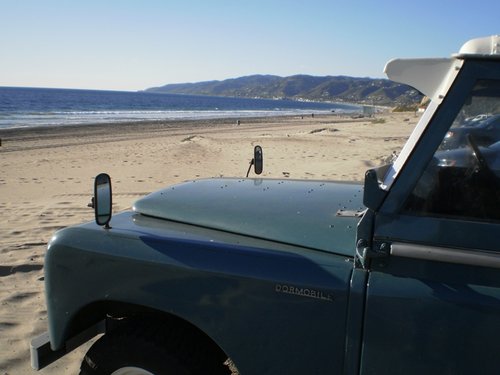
[0,111,419,374]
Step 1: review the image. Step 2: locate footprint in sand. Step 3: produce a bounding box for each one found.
[0,264,44,277]
[3,291,38,303]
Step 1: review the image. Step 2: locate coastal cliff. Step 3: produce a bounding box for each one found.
[145,74,422,107]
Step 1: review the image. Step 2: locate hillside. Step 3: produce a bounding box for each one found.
[144,74,422,107]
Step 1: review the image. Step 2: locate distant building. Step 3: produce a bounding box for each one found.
[363,106,375,117]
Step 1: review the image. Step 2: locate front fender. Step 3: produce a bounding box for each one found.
[45,212,353,374]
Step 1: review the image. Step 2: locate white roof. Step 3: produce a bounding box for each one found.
[457,35,500,57]
[384,35,500,101]
[384,58,458,101]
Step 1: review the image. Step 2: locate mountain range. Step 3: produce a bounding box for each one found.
[144,74,423,107]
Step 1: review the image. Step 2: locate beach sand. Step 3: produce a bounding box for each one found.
[0,111,419,374]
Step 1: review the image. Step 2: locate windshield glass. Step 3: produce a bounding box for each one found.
[404,80,500,221]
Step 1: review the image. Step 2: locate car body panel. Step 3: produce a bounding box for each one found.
[45,211,354,374]
[133,178,364,256]
[361,253,500,375]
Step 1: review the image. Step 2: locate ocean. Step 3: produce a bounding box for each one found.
[0,86,361,130]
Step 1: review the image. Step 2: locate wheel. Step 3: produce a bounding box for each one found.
[110,368,154,375]
[80,330,190,375]
[80,320,231,375]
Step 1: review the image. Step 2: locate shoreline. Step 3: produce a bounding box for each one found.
[0,112,365,134]
[0,113,374,152]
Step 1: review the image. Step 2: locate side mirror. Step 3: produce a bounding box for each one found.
[94,173,112,228]
[254,145,263,175]
[363,165,389,211]
[246,145,264,177]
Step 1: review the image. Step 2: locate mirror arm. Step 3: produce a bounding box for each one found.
[246,159,255,178]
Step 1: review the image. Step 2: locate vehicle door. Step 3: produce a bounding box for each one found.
[360,60,500,375]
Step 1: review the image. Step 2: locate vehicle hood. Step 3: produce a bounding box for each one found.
[133,178,365,256]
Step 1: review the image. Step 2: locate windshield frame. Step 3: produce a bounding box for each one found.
[381,59,464,191]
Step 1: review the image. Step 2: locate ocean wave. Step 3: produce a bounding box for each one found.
[0,109,351,129]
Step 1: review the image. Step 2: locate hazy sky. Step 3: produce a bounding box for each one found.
[1,0,498,91]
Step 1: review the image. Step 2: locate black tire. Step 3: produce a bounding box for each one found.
[80,320,231,375]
